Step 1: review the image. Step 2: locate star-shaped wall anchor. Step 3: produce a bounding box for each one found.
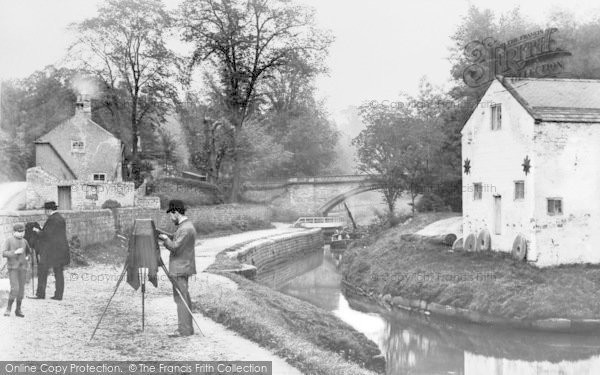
[464,158,471,175]
[522,155,531,175]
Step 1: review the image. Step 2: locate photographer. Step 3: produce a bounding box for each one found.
[158,200,197,337]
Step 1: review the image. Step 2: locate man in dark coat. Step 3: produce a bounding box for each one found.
[31,201,70,300]
[158,200,197,337]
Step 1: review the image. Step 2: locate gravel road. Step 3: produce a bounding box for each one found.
[0,224,303,374]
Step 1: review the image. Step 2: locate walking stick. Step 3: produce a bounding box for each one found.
[89,263,128,343]
[158,258,204,336]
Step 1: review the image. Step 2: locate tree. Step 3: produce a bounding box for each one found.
[261,57,339,177]
[69,0,180,180]
[178,93,234,183]
[237,121,292,180]
[0,66,78,179]
[353,103,443,216]
[179,0,332,201]
[274,106,339,177]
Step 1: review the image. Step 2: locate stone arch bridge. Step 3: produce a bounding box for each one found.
[242,175,380,216]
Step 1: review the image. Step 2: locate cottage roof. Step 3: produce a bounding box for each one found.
[35,115,117,143]
[498,76,600,123]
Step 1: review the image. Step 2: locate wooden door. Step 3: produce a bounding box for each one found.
[57,186,71,210]
[494,195,501,235]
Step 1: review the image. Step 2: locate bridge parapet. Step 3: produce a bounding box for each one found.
[242,174,382,217]
[245,174,377,189]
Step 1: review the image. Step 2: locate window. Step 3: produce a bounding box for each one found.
[93,173,106,182]
[514,181,525,200]
[491,104,502,130]
[473,183,483,200]
[85,185,98,201]
[71,140,85,153]
[547,198,563,215]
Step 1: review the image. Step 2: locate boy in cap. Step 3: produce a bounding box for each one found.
[2,223,31,317]
[158,199,197,337]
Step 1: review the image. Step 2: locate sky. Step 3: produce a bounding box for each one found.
[1,0,600,128]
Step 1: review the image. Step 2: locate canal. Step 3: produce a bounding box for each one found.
[256,246,600,375]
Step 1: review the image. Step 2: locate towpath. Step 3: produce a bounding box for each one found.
[0,224,303,374]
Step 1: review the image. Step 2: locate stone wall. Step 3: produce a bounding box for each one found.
[26,167,135,210]
[228,229,323,273]
[531,121,600,266]
[0,209,115,248]
[113,204,274,235]
[462,79,536,255]
[147,177,222,207]
[134,196,161,209]
[0,204,273,250]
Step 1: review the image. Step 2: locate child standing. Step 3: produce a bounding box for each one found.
[2,223,30,317]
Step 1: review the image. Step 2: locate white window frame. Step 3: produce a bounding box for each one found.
[93,173,106,182]
[514,181,525,200]
[491,104,502,130]
[71,140,85,153]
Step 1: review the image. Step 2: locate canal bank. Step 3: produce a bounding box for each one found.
[341,213,600,333]
[238,232,600,375]
[205,227,384,375]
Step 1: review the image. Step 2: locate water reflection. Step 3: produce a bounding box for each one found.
[256,246,600,375]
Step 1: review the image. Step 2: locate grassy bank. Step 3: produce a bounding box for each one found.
[342,213,600,320]
[200,271,383,375]
[79,237,384,374]
[193,218,274,237]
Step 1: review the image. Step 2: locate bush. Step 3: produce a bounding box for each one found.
[415,192,447,212]
[372,209,410,228]
[270,207,300,223]
[130,158,154,188]
[147,177,222,208]
[101,199,122,209]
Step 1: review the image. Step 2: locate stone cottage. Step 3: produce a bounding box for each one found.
[26,95,134,209]
[461,76,600,267]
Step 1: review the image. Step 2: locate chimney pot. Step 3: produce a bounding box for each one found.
[76,94,92,117]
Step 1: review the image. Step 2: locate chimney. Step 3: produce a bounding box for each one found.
[76,94,92,118]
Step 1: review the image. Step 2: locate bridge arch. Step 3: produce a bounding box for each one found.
[317,184,380,215]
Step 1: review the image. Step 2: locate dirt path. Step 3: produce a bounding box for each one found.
[0,225,303,374]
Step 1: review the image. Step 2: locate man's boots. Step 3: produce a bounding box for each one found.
[15,300,24,318]
[4,298,14,317]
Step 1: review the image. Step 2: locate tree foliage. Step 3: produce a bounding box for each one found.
[353,100,443,216]
[69,0,180,179]
[179,0,332,201]
[0,66,78,179]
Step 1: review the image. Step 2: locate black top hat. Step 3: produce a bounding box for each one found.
[166,199,185,214]
[44,201,58,210]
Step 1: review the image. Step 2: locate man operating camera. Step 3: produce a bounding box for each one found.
[157,200,197,337]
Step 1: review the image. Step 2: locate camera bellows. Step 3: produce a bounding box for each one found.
[126,219,160,290]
